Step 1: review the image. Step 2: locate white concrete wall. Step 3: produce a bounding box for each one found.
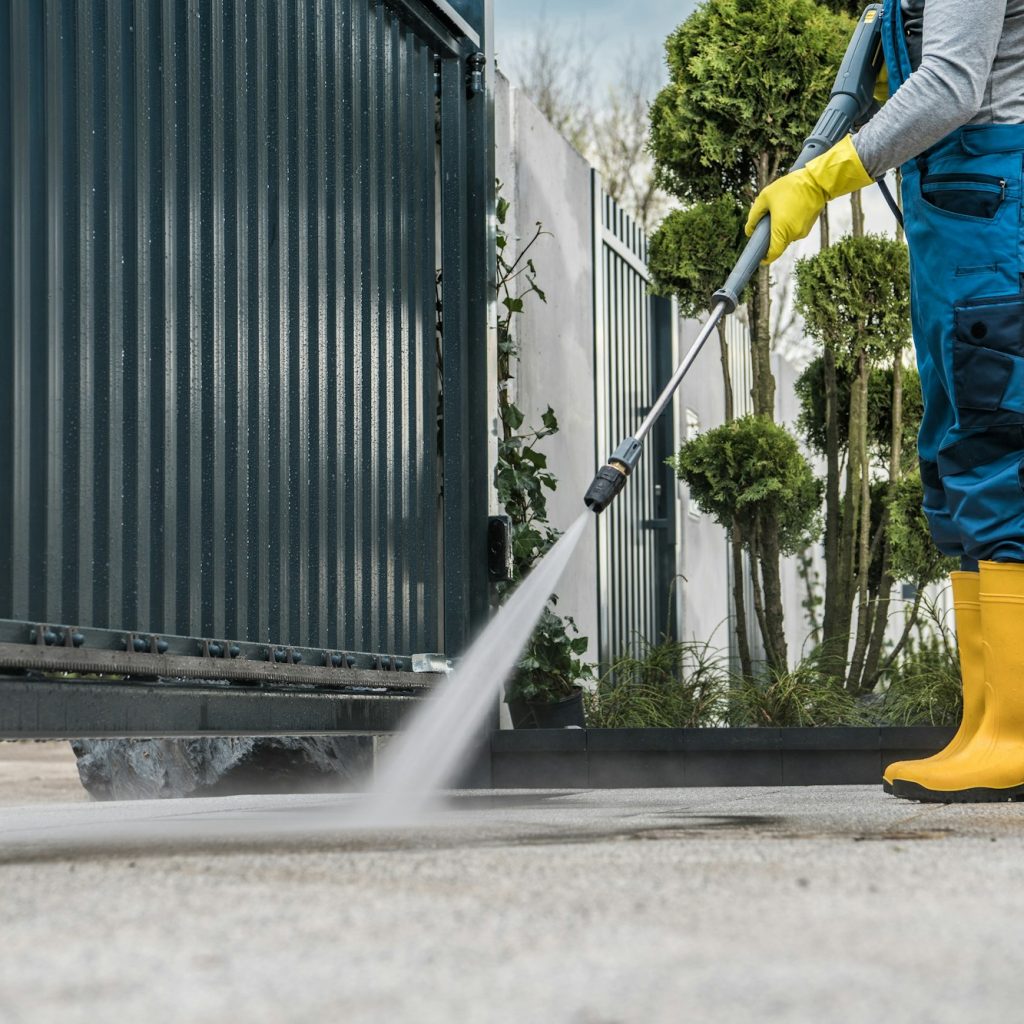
[493,72,600,659]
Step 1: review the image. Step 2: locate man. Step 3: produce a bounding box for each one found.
[746,0,1024,801]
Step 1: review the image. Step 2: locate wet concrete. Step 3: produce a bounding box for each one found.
[3,786,1024,1022]
[0,740,85,807]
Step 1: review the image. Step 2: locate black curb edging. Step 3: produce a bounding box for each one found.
[489,726,957,788]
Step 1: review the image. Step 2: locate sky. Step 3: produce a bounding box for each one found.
[493,0,701,94]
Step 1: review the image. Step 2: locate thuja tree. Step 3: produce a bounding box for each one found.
[794,233,912,691]
[648,196,747,421]
[672,416,822,674]
[649,0,850,676]
[649,0,852,416]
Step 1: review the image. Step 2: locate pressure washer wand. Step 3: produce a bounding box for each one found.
[583,3,885,515]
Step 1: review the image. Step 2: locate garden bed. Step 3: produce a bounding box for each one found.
[489,726,956,789]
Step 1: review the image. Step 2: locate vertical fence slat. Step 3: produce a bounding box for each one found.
[314,0,329,647]
[44,1,64,622]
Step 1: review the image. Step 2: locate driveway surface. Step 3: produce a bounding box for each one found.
[3,782,1024,1023]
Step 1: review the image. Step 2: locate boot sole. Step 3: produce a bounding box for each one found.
[882,780,893,794]
[892,778,1024,803]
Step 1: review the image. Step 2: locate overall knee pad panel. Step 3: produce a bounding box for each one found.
[953,294,1024,428]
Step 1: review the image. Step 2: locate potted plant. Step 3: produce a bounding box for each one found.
[506,607,594,728]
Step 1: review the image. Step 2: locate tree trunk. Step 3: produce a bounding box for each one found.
[720,329,751,680]
[819,347,848,677]
[747,296,762,414]
[879,588,924,675]
[731,526,753,681]
[846,353,872,691]
[861,549,893,692]
[750,152,776,420]
[829,350,864,684]
[759,523,790,675]
[859,356,906,690]
[752,268,775,417]
[890,358,904,481]
[851,190,865,238]
[748,533,774,670]
[718,322,735,424]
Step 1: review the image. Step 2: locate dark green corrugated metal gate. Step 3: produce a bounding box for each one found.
[0,0,493,736]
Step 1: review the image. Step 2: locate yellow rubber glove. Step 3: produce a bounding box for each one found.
[744,135,874,264]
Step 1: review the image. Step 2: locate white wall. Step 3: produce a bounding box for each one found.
[493,72,600,658]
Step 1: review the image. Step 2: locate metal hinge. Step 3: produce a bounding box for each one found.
[487,514,513,582]
[466,52,485,95]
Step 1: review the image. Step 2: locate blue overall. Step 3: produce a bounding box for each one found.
[883,0,1024,566]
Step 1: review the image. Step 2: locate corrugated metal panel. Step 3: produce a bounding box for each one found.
[0,0,450,655]
[592,175,670,664]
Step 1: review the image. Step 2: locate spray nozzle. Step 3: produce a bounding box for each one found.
[583,436,644,514]
[584,463,628,513]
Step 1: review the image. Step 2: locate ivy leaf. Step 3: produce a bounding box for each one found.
[503,296,524,314]
[541,407,558,431]
[503,404,525,431]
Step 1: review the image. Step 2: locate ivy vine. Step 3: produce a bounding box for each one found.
[495,186,594,704]
[494,189,558,588]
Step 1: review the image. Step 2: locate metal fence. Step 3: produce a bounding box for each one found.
[592,172,677,666]
[0,0,492,714]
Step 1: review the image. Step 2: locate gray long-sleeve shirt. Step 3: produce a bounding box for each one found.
[853,0,1024,178]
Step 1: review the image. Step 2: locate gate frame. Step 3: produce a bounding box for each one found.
[0,0,494,740]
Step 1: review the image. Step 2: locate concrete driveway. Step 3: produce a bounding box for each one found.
[3,783,1024,1023]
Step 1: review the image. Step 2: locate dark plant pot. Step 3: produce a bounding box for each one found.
[508,688,585,729]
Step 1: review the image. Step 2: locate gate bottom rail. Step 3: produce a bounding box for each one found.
[0,676,422,739]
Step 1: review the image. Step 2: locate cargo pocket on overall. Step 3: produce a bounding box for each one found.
[953,295,1024,428]
[921,173,1006,219]
[914,160,1020,291]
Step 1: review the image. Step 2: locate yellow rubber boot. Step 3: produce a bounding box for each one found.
[893,561,1024,802]
[883,572,983,792]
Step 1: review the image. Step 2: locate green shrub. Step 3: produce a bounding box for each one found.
[795,234,911,369]
[671,414,822,556]
[879,635,962,726]
[887,471,959,587]
[795,357,922,464]
[585,638,728,728]
[728,662,873,727]
[648,198,747,315]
